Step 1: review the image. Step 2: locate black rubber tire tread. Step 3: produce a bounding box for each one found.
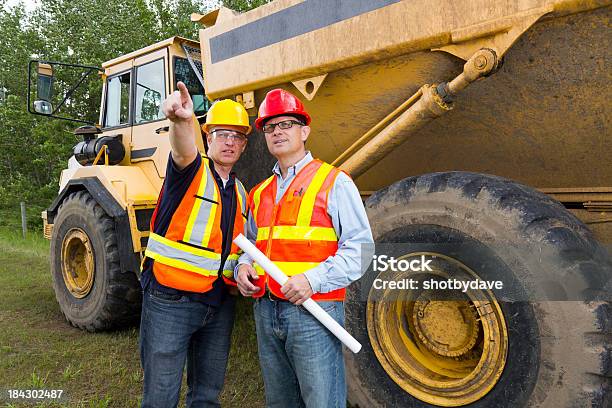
[346,171,611,408]
[50,191,141,331]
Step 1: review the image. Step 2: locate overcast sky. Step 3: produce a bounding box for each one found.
[3,0,222,13]
[4,0,39,12]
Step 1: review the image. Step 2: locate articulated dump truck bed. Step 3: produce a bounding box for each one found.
[197,0,610,194]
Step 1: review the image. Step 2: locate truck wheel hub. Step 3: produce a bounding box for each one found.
[367,252,508,406]
[61,228,95,298]
[412,294,480,357]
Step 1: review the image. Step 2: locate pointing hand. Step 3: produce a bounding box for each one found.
[162,81,193,121]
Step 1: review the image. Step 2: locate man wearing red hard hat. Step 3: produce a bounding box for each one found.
[236,89,373,407]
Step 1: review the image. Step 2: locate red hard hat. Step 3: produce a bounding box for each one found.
[255,89,311,130]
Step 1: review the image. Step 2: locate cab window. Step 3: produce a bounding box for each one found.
[173,57,209,116]
[104,72,130,127]
[134,59,165,124]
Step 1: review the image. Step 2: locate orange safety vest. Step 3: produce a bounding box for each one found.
[144,155,247,293]
[249,159,346,301]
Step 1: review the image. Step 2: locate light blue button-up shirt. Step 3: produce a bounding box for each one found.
[235,152,374,293]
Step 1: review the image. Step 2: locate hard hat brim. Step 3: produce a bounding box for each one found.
[202,122,252,135]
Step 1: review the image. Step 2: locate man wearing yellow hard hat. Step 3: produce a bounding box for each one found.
[139,81,251,407]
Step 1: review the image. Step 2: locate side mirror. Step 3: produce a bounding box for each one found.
[34,63,54,114]
[27,59,99,125]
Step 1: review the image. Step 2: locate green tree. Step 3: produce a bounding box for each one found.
[222,0,270,12]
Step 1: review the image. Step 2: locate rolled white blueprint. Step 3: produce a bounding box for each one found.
[234,234,362,353]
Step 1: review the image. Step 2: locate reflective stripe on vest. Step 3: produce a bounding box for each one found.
[256,226,337,241]
[146,232,221,276]
[184,159,219,248]
[144,156,246,292]
[250,159,345,301]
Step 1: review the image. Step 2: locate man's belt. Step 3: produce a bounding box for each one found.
[265,288,288,302]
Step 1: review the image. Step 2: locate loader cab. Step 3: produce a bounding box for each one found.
[99,37,208,190]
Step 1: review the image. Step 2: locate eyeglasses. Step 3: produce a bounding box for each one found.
[262,119,304,134]
[210,130,247,144]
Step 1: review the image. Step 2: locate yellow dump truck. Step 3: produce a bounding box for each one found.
[28,1,610,407]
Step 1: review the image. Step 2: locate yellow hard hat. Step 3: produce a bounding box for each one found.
[202,99,251,134]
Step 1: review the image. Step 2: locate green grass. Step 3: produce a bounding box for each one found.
[0,228,264,407]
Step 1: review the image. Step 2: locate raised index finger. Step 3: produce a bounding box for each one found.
[176,81,190,103]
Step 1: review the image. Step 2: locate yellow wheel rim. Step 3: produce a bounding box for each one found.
[61,228,95,298]
[367,252,508,407]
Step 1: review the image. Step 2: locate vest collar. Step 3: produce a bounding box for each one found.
[204,155,236,189]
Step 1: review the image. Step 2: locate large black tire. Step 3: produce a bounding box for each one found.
[50,191,142,331]
[346,172,611,408]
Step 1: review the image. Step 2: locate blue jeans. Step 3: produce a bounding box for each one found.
[253,298,346,408]
[139,288,236,408]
